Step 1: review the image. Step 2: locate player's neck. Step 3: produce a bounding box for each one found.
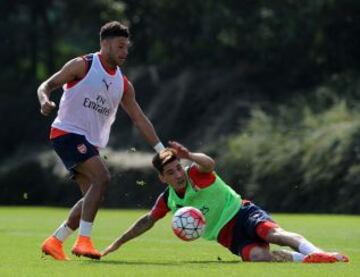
[98,51,117,72]
[174,185,186,198]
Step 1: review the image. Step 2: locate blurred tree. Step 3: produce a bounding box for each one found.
[1,1,360,211]
[2,0,360,92]
[124,0,360,88]
[0,0,126,158]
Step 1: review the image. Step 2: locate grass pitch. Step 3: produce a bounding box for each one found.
[0,207,358,277]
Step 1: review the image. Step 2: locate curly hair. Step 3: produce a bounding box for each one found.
[100,21,129,41]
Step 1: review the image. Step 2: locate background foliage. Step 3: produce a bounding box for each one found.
[1,0,360,212]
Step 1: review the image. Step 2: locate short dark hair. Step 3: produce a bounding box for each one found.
[100,21,129,41]
[152,148,178,174]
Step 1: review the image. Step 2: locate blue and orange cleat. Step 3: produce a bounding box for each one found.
[41,236,69,261]
[303,252,349,263]
[71,235,101,260]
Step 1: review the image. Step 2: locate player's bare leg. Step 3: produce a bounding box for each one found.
[71,156,110,260]
[41,173,91,261]
[41,201,82,261]
[271,250,305,262]
[245,246,273,262]
[265,227,349,263]
[244,246,301,262]
[65,174,91,230]
[41,200,82,261]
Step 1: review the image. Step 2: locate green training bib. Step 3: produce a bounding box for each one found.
[167,168,241,240]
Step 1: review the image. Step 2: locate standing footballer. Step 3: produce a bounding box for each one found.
[37,21,164,261]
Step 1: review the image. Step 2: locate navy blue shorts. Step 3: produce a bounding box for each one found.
[230,201,277,258]
[51,133,99,176]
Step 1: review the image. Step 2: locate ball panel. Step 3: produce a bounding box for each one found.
[171,206,206,241]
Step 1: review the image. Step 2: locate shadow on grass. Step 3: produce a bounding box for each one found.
[81,259,241,266]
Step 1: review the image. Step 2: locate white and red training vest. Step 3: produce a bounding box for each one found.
[52,53,124,148]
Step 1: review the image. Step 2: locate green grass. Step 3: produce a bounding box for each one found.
[0,207,359,277]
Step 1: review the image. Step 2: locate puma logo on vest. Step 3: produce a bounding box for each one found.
[102,78,112,91]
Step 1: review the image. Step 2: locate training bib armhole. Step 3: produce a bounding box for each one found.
[150,188,170,220]
[65,54,93,89]
[188,165,216,189]
[82,54,93,75]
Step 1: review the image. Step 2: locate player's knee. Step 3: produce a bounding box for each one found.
[242,244,271,262]
[101,170,111,184]
[248,248,272,262]
[256,221,280,241]
[95,171,111,188]
[266,228,287,245]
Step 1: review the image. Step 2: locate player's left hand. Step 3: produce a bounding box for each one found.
[168,140,190,159]
[101,242,121,257]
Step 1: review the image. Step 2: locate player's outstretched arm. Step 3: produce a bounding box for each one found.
[37,57,86,116]
[101,212,157,257]
[120,82,163,151]
[168,141,215,173]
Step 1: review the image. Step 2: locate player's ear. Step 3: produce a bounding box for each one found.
[158,173,166,183]
[100,39,110,50]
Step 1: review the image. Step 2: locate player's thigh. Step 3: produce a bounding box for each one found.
[74,155,111,185]
[266,226,304,247]
[74,172,91,195]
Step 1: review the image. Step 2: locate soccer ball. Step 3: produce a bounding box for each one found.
[171,206,206,241]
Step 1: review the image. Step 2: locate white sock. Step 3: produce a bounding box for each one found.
[298,240,321,255]
[291,251,306,262]
[79,219,93,237]
[277,249,305,262]
[53,222,74,242]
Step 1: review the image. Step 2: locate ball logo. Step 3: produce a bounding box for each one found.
[77,144,87,154]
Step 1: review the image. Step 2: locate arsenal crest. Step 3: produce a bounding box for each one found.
[77,144,87,154]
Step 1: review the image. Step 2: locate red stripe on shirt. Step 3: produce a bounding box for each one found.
[188,165,216,189]
[217,213,237,248]
[49,127,69,139]
[150,191,170,220]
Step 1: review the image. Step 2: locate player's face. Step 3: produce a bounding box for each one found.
[160,160,186,190]
[108,36,130,66]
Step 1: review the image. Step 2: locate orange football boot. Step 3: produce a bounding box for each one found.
[41,236,69,261]
[71,235,101,260]
[303,252,347,263]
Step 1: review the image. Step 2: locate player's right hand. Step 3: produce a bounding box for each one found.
[40,100,56,116]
